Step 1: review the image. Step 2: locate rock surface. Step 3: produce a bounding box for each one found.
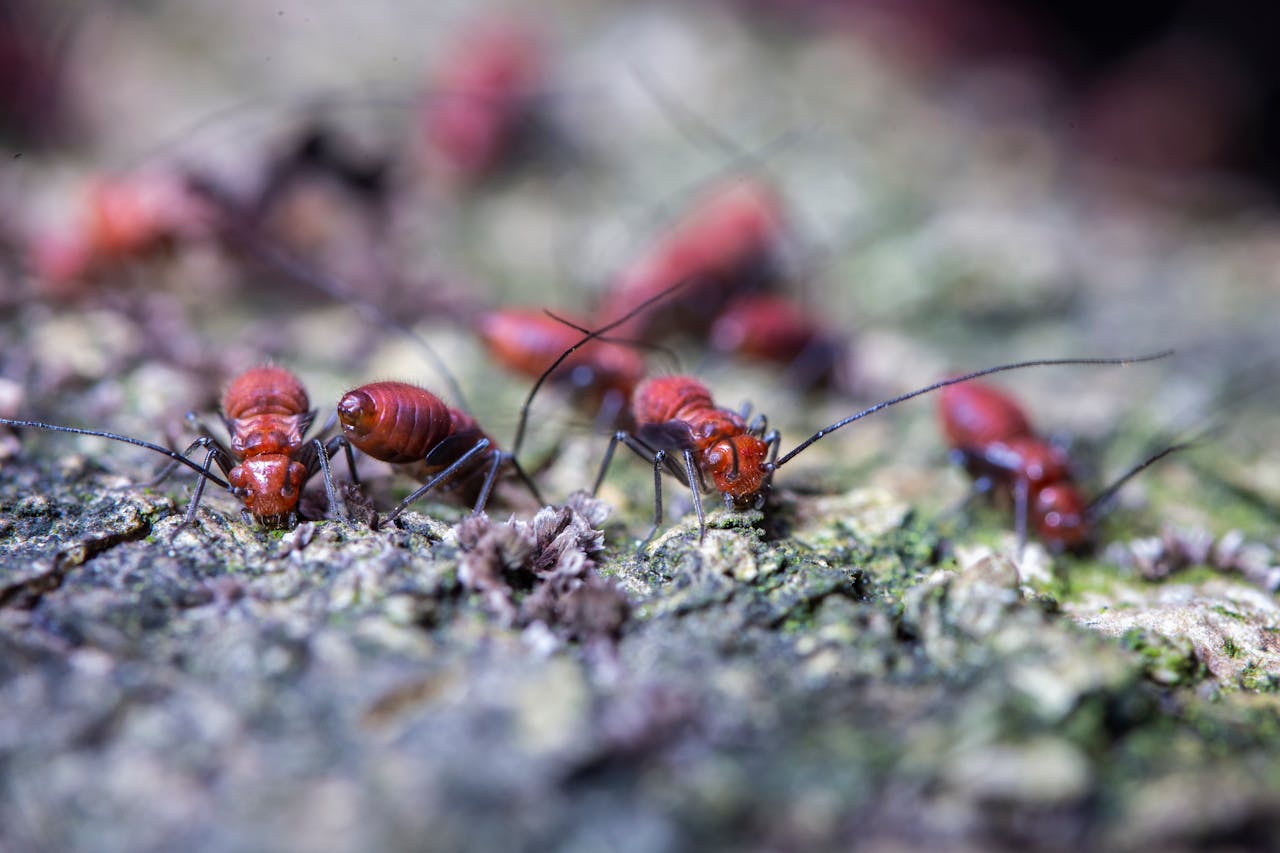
[3,2,1280,851]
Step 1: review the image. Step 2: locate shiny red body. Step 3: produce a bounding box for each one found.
[632,375,771,506]
[938,380,1087,549]
[477,308,644,406]
[336,381,499,500]
[423,19,543,180]
[939,381,1034,449]
[222,366,312,521]
[597,180,786,341]
[709,295,824,362]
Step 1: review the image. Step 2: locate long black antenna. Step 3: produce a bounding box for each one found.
[0,419,231,489]
[186,174,473,412]
[774,351,1174,468]
[1084,439,1197,520]
[511,279,689,459]
[543,310,681,364]
[630,61,752,163]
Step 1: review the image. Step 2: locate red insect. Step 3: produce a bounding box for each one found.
[591,374,778,540]
[422,17,545,182]
[29,174,207,293]
[510,278,1170,545]
[476,307,646,424]
[590,349,1171,543]
[335,380,542,526]
[939,380,1187,551]
[0,365,348,528]
[595,178,789,342]
[708,294,852,392]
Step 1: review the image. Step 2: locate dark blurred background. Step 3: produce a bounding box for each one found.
[2,0,1278,189]
[727,0,1280,193]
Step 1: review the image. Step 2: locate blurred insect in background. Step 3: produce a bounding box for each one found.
[420,16,548,183]
[476,307,647,431]
[708,293,855,394]
[0,365,350,529]
[596,178,791,343]
[939,379,1191,552]
[27,174,210,295]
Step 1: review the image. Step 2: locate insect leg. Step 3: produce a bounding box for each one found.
[137,434,232,489]
[640,449,668,547]
[593,389,626,434]
[187,412,238,466]
[173,445,228,533]
[504,453,545,507]
[322,436,361,486]
[747,412,769,436]
[308,437,348,523]
[470,451,505,515]
[1013,476,1030,560]
[382,439,493,526]
[592,431,629,496]
[682,448,707,542]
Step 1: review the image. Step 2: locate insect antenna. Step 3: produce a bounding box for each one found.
[0,418,232,489]
[773,351,1175,468]
[511,278,690,460]
[1083,438,1198,523]
[543,310,683,370]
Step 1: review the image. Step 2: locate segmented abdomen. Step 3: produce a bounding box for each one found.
[632,376,716,427]
[938,381,1033,450]
[223,365,310,420]
[337,381,456,464]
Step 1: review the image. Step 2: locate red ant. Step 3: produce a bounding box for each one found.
[0,365,349,529]
[421,16,546,183]
[596,178,789,343]
[335,380,543,527]
[708,293,854,393]
[476,307,649,428]
[521,289,1171,544]
[28,174,208,294]
[939,379,1191,552]
[589,355,1168,544]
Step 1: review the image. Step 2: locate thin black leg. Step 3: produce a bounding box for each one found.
[382,439,492,526]
[640,449,667,546]
[507,455,545,506]
[310,437,348,523]
[593,431,629,496]
[471,450,505,515]
[683,448,707,541]
[1014,476,1030,559]
[323,435,361,486]
[173,446,223,533]
[139,435,233,488]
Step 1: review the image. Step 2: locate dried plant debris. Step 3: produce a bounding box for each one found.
[455,492,627,643]
[1107,526,1280,591]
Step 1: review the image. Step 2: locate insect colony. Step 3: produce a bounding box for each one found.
[0,10,1206,566]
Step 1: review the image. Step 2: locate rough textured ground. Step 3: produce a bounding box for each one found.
[2,2,1280,851]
